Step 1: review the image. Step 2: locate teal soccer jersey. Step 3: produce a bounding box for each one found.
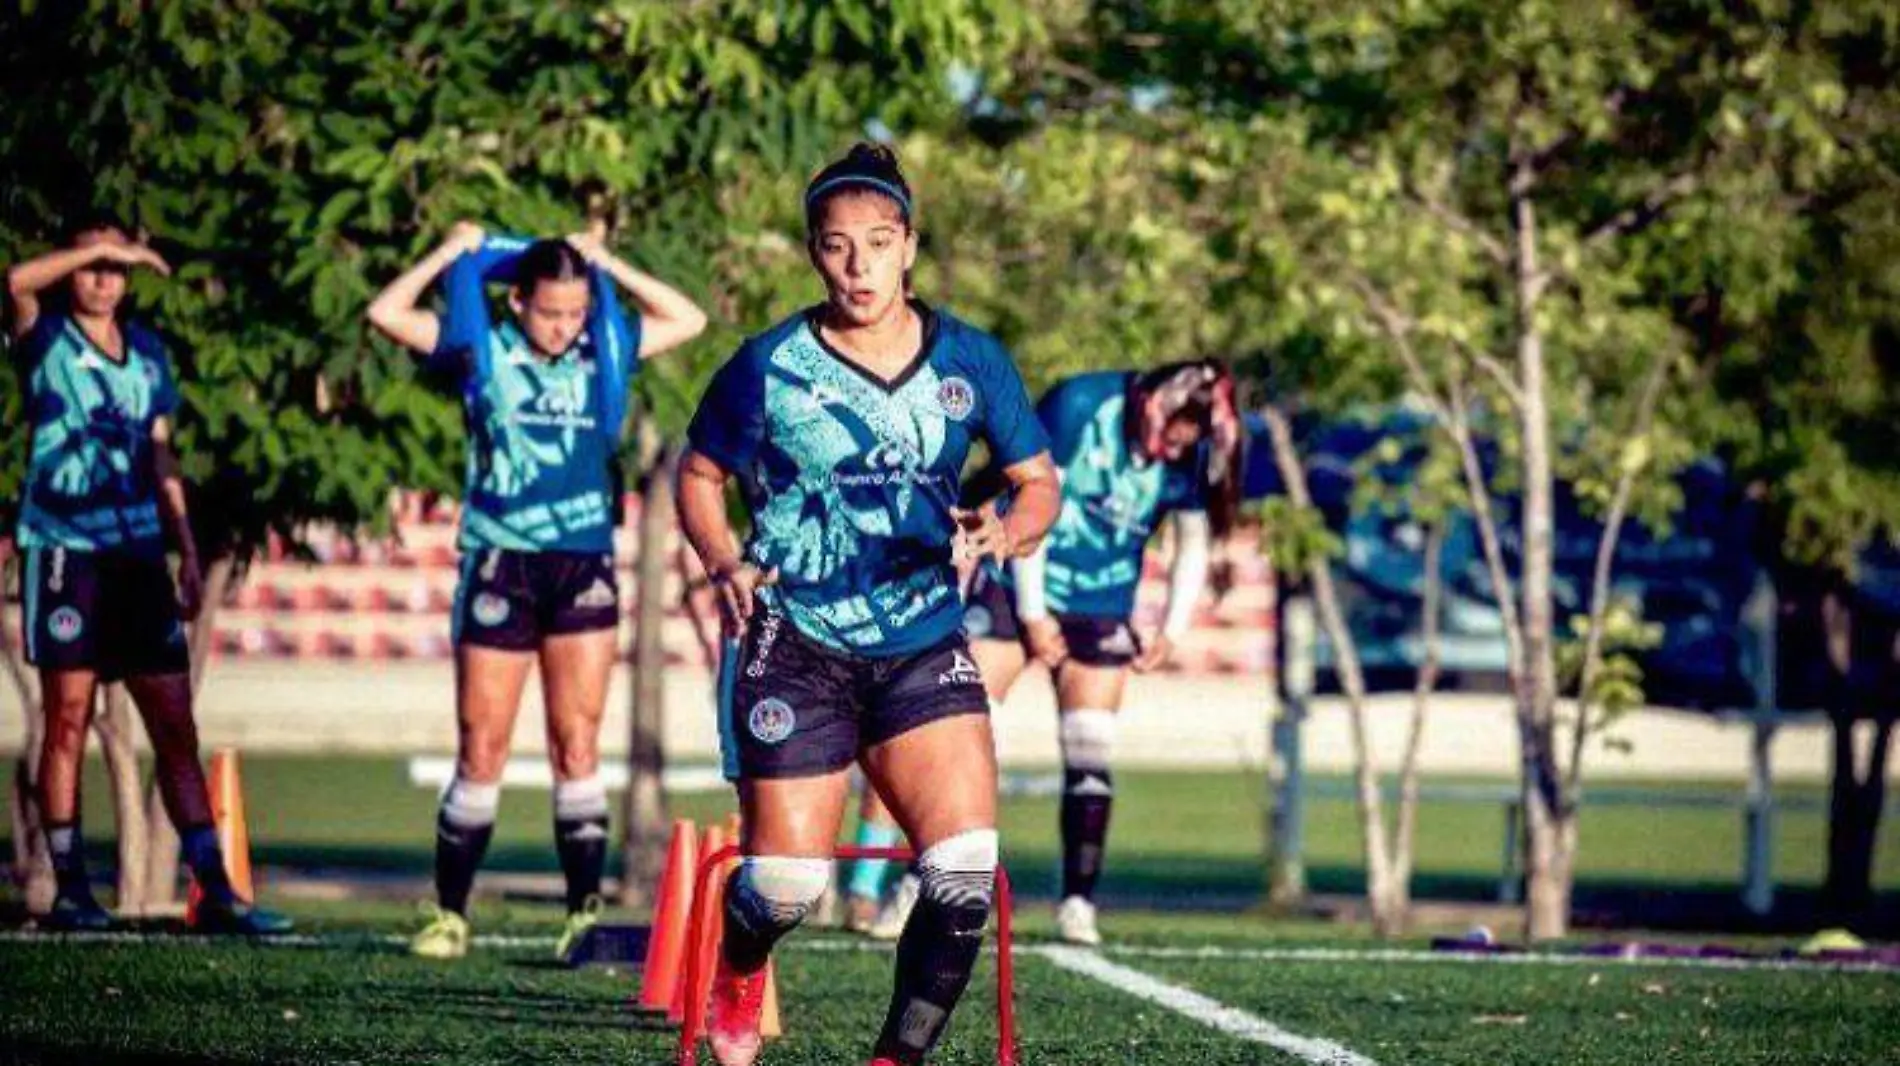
[14,313,180,557]
[688,306,1048,657]
[1037,371,1205,619]
[430,237,640,553]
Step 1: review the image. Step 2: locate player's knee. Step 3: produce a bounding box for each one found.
[729,856,832,933]
[458,737,512,782]
[917,828,999,919]
[1059,709,1118,773]
[550,743,599,783]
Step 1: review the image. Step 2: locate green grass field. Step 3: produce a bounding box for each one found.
[1,755,1897,1063]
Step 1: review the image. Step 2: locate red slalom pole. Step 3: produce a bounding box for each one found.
[995,864,1017,1066]
[677,843,740,1066]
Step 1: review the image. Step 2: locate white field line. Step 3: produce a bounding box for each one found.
[788,937,1900,976]
[1039,944,1379,1066]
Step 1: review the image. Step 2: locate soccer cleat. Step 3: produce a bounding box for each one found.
[555,894,604,961]
[1056,895,1102,947]
[42,893,117,934]
[844,893,881,935]
[705,957,768,1066]
[191,897,296,937]
[866,872,920,942]
[409,904,471,959]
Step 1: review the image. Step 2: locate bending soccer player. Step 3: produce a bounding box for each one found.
[6,217,291,935]
[957,362,1243,946]
[676,143,1059,1066]
[367,221,707,960]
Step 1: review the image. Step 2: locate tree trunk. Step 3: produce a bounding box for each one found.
[1391,523,1445,927]
[3,557,55,913]
[141,556,234,910]
[1825,713,1894,920]
[1261,406,1403,937]
[91,683,151,914]
[1511,151,1573,942]
[619,439,674,912]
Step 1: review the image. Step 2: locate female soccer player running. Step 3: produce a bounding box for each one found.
[6,217,290,934]
[957,361,1243,947]
[367,221,707,960]
[677,143,1059,1066]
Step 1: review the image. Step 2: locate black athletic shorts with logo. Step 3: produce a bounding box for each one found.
[22,546,190,680]
[452,547,620,650]
[719,608,991,781]
[962,564,1144,668]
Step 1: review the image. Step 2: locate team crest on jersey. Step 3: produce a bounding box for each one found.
[48,607,84,644]
[935,377,975,422]
[938,650,983,687]
[963,605,993,639]
[472,592,510,627]
[573,579,616,610]
[748,697,797,744]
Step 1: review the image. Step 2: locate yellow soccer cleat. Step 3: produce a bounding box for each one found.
[555,895,605,962]
[410,904,471,960]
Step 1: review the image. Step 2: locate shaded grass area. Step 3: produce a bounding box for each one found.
[0,904,1895,1065]
[1,755,1895,933]
[1145,954,1900,1066]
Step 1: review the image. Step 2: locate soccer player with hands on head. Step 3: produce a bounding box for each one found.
[367,217,707,961]
[7,215,290,935]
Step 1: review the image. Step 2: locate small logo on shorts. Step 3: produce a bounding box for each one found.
[963,605,993,639]
[748,698,797,744]
[1098,626,1137,656]
[472,593,510,627]
[573,578,616,610]
[938,650,982,687]
[48,607,84,644]
[936,377,975,422]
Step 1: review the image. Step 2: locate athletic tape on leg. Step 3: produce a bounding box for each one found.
[1059,709,1117,773]
[724,856,832,972]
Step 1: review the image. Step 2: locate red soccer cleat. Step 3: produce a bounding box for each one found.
[705,958,769,1066]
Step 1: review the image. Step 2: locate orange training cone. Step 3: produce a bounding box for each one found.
[671,823,730,1025]
[636,819,699,1012]
[186,748,254,923]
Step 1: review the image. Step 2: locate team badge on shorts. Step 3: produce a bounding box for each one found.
[47,607,85,644]
[748,697,797,744]
[472,592,510,627]
[936,376,975,422]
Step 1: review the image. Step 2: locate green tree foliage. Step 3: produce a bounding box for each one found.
[0,0,1038,555]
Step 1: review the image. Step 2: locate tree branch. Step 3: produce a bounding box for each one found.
[1563,356,1671,795]
[1582,170,1701,251]
[1345,275,1455,423]
[1406,179,1509,266]
[1444,384,1528,678]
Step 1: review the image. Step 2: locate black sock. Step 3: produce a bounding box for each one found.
[873,885,991,1062]
[553,778,610,913]
[44,820,92,902]
[180,822,238,905]
[435,780,500,917]
[1060,767,1114,901]
[721,868,794,974]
